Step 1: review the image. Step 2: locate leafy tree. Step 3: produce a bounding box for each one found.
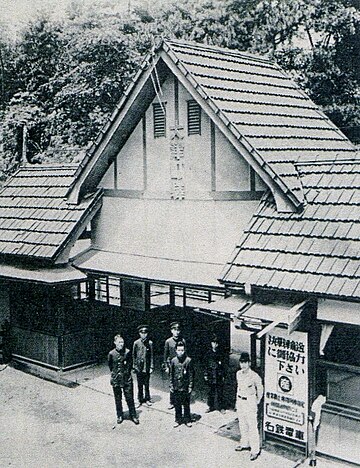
[274,0,360,130]
[0,0,359,182]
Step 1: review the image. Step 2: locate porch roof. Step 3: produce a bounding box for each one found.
[74,248,223,289]
[0,263,87,284]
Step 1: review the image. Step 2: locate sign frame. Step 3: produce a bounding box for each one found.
[263,327,309,444]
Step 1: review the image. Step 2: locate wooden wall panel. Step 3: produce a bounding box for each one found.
[62,330,95,368]
[12,326,59,367]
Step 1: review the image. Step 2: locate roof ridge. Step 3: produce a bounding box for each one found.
[164,39,273,66]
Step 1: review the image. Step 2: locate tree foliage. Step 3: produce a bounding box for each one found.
[0,0,359,181]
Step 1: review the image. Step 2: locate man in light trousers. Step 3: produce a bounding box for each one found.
[235,352,263,461]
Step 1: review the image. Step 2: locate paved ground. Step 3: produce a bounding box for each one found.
[0,363,350,468]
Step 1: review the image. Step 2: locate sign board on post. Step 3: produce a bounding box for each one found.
[263,328,308,443]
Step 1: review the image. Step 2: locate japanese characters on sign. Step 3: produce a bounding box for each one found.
[264,328,308,443]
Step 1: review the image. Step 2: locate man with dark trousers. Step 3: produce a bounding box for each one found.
[108,334,139,425]
[170,341,194,428]
[204,334,226,414]
[132,324,154,407]
[163,321,186,410]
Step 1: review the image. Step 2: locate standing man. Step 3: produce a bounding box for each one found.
[235,352,263,461]
[170,341,194,428]
[108,334,139,425]
[163,321,186,409]
[132,324,154,407]
[204,334,226,414]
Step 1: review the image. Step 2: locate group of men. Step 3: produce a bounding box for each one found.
[108,320,263,461]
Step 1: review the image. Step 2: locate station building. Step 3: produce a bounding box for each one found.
[0,40,358,464]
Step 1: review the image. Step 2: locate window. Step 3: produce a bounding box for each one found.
[95,277,108,302]
[319,324,360,409]
[150,283,170,308]
[71,281,89,300]
[92,276,121,305]
[121,279,149,311]
[323,324,360,366]
[108,277,121,306]
[153,102,166,138]
[187,100,201,135]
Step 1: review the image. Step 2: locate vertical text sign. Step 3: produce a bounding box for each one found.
[264,328,308,443]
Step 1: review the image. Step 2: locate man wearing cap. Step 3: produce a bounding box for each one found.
[132,325,154,407]
[163,321,186,410]
[108,334,139,425]
[235,352,263,461]
[204,334,226,414]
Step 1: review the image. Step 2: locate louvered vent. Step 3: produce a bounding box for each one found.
[153,102,166,138]
[187,100,201,135]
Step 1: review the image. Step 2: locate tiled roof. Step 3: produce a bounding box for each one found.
[162,40,356,207]
[72,40,356,209]
[221,160,360,299]
[0,165,101,261]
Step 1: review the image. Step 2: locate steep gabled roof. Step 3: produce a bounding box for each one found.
[0,165,102,262]
[68,39,356,212]
[221,160,360,300]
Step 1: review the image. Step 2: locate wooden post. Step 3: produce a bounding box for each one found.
[169,285,175,308]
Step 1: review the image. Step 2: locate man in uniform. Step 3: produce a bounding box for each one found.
[204,334,226,414]
[108,334,139,425]
[170,341,194,427]
[132,324,154,407]
[235,352,263,461]
[163,321,186,409]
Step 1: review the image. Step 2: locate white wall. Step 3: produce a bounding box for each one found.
[116,122,144,190]
[215,128,250,191]
[98,72,258,197]
[178,85,212,193]
[93,197,258,265]
[94,69,267,268]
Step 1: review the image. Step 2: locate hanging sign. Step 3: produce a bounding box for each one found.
[263,328,308,443]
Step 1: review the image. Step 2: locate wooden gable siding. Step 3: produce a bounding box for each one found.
[98,73,255,198]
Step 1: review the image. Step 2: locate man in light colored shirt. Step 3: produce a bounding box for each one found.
[235,352,263,461]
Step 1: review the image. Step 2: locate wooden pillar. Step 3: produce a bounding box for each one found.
[54,285,65,369]
[250,332,257,366]
[169,285,175,308]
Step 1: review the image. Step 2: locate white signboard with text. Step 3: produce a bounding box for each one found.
[264,328,308,443]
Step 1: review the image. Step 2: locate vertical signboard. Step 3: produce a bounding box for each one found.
[264,328,308,443]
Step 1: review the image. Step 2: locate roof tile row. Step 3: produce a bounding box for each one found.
[0,165,100,261]
[222,161,360,299]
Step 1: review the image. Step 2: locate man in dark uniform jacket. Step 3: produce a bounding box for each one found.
[108,334,139,425]
[132,324,154,407]
[170,341,194,427]
[204,334,226,413]
[163,321,186,410]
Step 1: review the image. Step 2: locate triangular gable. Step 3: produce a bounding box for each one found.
[68,39,356,212]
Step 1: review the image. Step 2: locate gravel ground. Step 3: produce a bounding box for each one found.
[0,365,350,468]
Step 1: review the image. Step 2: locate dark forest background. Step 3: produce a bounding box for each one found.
[0,0,359,181]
